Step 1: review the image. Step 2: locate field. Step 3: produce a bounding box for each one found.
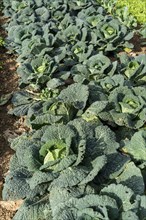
[0,0,146,219]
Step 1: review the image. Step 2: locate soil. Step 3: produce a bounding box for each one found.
[125,32,146,56]
[131,33,146,55]
[0,11,23,220]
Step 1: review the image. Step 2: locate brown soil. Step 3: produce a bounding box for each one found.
[0,11,23,220]
[128,32,146,56]
[118,32,146,57]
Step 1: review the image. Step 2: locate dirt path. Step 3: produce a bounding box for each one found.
[0,10,24,220]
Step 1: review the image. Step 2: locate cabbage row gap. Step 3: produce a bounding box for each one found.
[0,2,25,219]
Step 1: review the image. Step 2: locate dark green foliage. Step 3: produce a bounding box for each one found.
[2,0,146,219]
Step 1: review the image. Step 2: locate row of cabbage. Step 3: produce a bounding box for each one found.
[2,1,146,220]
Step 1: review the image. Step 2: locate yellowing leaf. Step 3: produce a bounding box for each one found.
[124,47,132,53]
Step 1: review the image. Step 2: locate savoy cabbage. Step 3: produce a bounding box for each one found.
[2,0,146,219]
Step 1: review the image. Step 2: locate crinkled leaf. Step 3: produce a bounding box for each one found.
[13,195,51,220]
[26,171,58,190]
[116,162,145,195]
[79,156,107,185]
[2,168,31,200]
[101,184,137,212]
[50,167,89,189]
[58,83,89,109]
[122,130,146,161]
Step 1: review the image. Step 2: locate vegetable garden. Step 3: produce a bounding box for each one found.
[0,0,146,219]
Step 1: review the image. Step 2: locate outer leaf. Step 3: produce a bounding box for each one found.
[2,168,31,200]
[15,141,42,171]
[122,130,146,161]
[26,171,58,190]
[30,113,62,128]
[58,83,89,109]
[138,195,146,219]
[79,155,107,185]
[101,184,137,212]
[116,162,145,195]
[73,194,119,220]
[42,124,75,141]
[99,153,130,181]
[120,211,139,220]
[13,195,51,220]
[82,101,108,121]
[50,187,119,220]
[49,167,89,189]
[94,125,119,155]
